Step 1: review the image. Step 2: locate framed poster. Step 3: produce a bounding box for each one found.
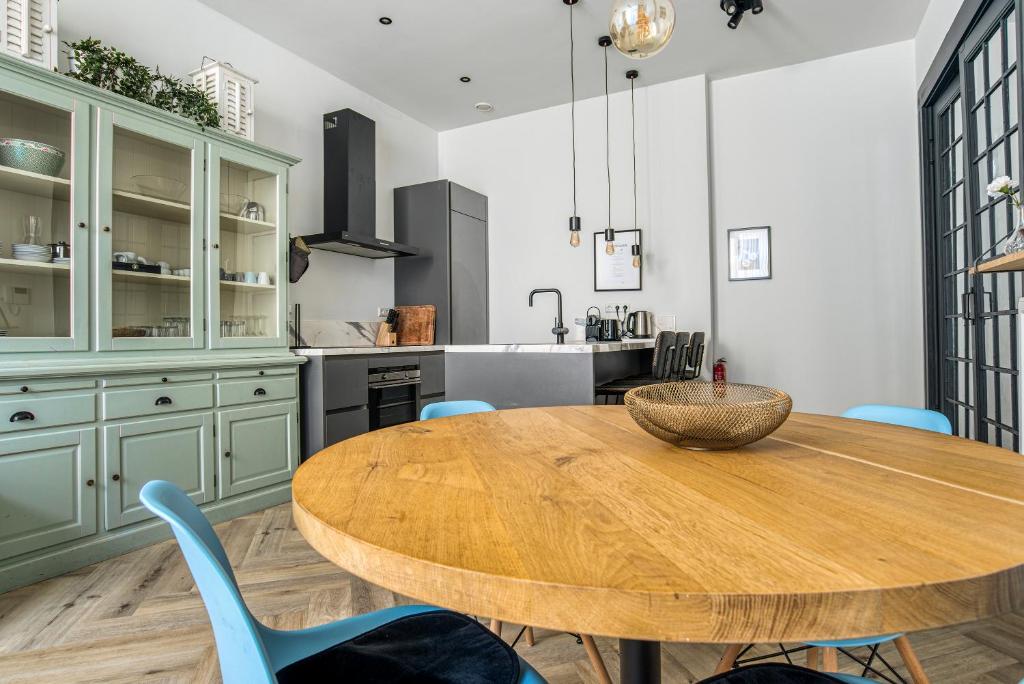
[728,226,772,281]
[594,229,642,291]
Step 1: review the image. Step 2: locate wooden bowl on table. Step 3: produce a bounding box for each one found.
[624,381,792,450]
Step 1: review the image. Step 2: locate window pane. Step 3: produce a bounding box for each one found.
[989,27,1003,86]
[953,142,964,182]
[990,87,1005,136]
[956,184,966,225]
[1010,71,1019,127]
[1011,131,1020,180]
[1008,11,1017,67]
[954,97,963,139]
[973,54,986,102]
[975,101,989,148]
[977,156,990,206]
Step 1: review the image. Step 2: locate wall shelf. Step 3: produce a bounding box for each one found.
[969,251,1024,274]
[0,257,69,275]
[112,190,190,223]
[220,279,274,292]
[0,165,70,201]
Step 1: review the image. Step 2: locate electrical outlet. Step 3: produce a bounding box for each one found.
[377,307,389,318]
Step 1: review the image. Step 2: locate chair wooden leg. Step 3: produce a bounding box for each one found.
[713,644,745,674]
[489,619,502,638]
[805,647,820,671]
[580,634,612,684]
[821,647,839,672]
[894,636,930,684]
[525,626,535,647]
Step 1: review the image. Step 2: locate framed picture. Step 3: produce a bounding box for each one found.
[594,229,642,291]
[728,226,772,281]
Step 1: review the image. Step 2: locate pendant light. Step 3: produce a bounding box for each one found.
[600,35,616,256]
[565,0,582,247]
[609,0,676,60]
[627,69,642,269]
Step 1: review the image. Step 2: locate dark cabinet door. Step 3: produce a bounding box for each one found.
[325,409,369,446]
[324,358,368,410]
[419,353,445,396]
[450,212,488,344]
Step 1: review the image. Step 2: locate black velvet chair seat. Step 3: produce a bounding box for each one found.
[276,611,521,684]
[700,664,854,683]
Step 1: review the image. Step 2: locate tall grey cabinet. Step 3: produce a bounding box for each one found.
[394,181,488,344]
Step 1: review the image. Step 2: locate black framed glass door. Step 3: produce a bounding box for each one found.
[926,0,1023,449]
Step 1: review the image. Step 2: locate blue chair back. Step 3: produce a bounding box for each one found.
[140,480,277,684]
[841,404,952,435]
[420,400,496,421]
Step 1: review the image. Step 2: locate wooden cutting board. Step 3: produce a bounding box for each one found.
[394,305,436,346]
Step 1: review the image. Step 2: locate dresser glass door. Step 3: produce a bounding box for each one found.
[0,84,87,350]
[211,148,284,348]
[99,112,203,350]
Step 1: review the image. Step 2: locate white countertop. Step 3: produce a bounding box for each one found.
[292,339,656,357]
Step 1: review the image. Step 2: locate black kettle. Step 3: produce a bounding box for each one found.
[585,306,601,342]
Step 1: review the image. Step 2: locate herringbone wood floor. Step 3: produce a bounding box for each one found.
[0,504,1022,683]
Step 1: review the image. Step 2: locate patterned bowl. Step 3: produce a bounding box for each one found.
[624,381,793,450]
[0,138,66,177]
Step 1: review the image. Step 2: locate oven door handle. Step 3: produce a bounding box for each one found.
[369,378,422,389]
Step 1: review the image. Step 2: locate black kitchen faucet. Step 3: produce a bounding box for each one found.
[528,288,569,344]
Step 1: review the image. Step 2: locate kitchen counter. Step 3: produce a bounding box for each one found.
[446,339,655,354]
[293,345,446,356]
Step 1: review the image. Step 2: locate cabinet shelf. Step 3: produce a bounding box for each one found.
[0,257,70,276]
[0,165,70,201]
[112,190,190,223]
[220,279,275,292]
[112,269,190,286]
[220,213,276,235]
[969,251,1024,274]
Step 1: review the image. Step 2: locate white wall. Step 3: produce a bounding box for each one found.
[60,0,439,322]
[710,41,924,415]
[915,0,968,85]
[439,76,712,345]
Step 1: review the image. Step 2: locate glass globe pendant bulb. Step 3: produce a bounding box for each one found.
[632,254,641,268]
[609,0,676,60]
[605,240,616,256]
[570,230,581,248]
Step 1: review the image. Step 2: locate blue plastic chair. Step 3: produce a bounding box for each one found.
[802,405,948,679]
[420,399,496,421]
[840,404,952,435]
[140,480,545,684]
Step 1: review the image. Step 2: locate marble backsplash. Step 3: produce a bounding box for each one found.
[295,319,381,348]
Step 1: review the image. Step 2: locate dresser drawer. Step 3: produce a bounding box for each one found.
[0,379,97,396]
[217,377,296,407]
[103,383,213,420]
[104,372,214,388]
[217,367,296,380]
[0,394,96,434]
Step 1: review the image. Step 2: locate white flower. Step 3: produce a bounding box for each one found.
[988,176,1019,199]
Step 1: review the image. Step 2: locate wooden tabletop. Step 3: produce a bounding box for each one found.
[292,406,1024,643]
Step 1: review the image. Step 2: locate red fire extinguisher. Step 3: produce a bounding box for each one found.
[713,358,727,383]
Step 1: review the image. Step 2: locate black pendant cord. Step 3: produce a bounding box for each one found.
[570,3,577,217]
[604,40,611,232]
[631,75,637,232]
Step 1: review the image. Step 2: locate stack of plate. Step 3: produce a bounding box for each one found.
[13,243,51,263]
[53,257,70,267]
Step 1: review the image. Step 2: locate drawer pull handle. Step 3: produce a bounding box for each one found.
[155,396,173,406]
[86,479,95,487]
[112,474,120,481]
[19,386,28,393]
[224,451,231,458]
[254,387,267,396]
[258,370,265,376]
[10,411,35,422]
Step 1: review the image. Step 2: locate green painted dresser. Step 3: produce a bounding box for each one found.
[0,55,304,591]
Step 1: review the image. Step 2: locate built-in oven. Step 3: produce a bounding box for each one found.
[368,363,421,430]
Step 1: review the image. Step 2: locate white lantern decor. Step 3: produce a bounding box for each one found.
[1,0,58,70]
[190,58,258,141]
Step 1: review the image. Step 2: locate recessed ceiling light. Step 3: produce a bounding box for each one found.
[460,76,472,83]
[379,16,392,25]
[474,102,494,113]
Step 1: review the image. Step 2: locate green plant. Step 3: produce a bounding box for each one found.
[63,38,221,129]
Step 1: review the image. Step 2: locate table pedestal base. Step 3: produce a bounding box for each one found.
[620,639,661,684]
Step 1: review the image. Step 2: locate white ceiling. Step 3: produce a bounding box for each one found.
[198,0,931,131]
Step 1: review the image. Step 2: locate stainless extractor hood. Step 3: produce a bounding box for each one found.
[303,109,419,259]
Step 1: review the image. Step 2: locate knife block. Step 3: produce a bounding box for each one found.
[375,323,397,347]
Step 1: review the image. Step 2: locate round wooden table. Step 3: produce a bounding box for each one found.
[292,406,1024,684]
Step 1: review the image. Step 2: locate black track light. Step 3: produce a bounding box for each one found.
[720,0,737,15]
[721,0,763,28]
[727,10,744,29]
[750,0,764,14]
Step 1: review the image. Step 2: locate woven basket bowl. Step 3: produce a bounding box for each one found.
[624,381,793,450]
[0,138,65,177]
